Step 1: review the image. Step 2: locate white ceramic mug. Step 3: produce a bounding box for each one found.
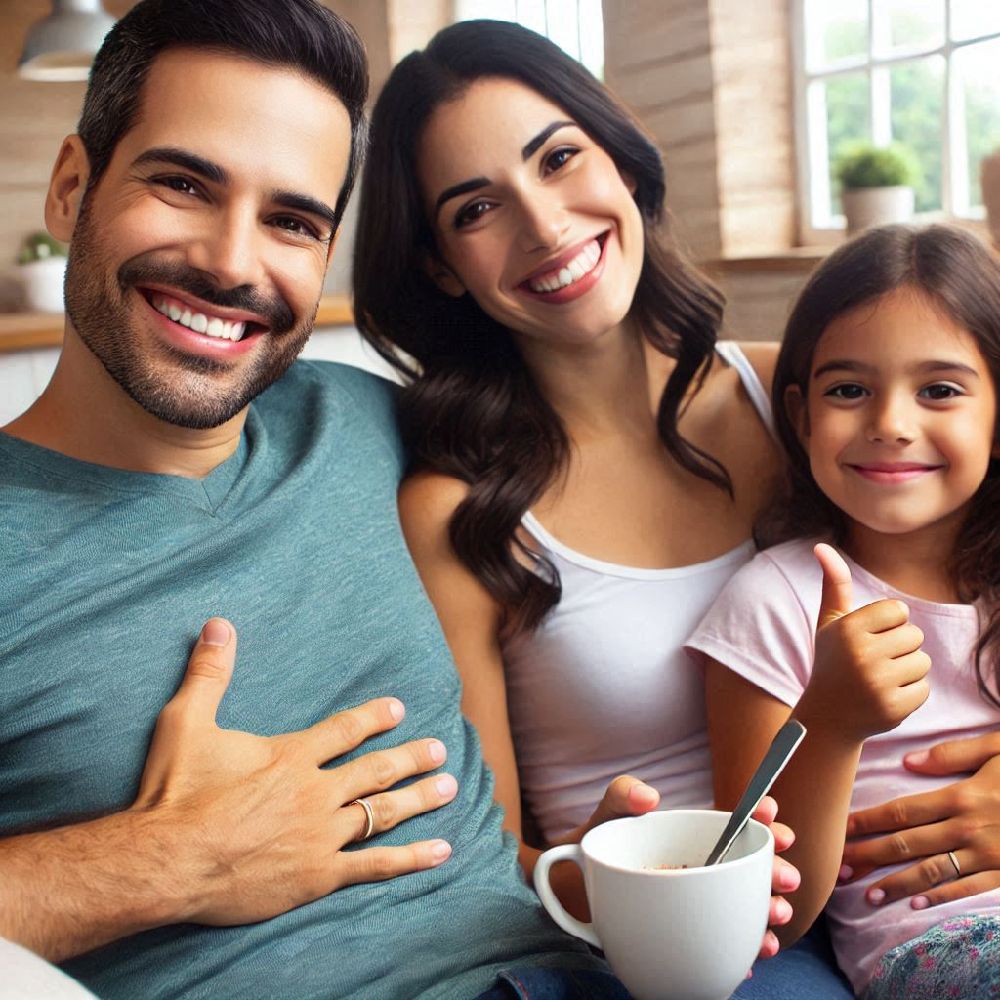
[533,810,774,1000]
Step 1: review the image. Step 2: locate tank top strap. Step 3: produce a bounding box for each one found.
[714,341,776,439]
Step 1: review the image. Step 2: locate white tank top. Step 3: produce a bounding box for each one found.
[501,342,773,842]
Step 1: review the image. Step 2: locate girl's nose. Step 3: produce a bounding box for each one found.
[866,395,915,444]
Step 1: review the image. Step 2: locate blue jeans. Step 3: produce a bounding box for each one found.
[733,917,854,1000]
[474,967,631,999]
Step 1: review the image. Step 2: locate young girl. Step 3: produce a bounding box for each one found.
[688,223,1000,998]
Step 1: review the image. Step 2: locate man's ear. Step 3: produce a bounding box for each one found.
[45,136,91,242]
[423,254,466,298]
[784,384,810,445]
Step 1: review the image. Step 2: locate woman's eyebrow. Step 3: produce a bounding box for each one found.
[521,120,575,160]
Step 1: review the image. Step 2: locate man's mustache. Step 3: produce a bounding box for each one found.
[117,257,296,334]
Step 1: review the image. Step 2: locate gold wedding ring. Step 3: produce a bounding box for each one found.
[351,797,375,841]
[947,850,962,879]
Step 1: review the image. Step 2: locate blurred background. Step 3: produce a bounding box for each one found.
[1,0,998,420]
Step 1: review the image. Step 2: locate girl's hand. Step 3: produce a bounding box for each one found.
[840,731,1000,909]
[796,545,931,743]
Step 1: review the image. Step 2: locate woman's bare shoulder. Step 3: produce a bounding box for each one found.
[729,340,780,394]
[398,471,470,534]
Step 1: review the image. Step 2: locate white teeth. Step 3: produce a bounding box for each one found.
[528,238,602,293]
[151,294,247,341]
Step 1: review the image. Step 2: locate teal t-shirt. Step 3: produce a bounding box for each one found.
[0,361,600,999]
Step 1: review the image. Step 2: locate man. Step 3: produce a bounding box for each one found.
[0,2,793,997]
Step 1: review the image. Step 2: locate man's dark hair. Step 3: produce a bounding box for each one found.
[77,0,368,228]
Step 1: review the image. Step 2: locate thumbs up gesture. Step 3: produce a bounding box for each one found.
[798,544,931,743]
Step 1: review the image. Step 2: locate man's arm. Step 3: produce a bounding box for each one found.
[0,619,457,961]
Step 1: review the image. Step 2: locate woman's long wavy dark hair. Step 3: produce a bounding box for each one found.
[353,19,727,636]
[764,224,1000,705]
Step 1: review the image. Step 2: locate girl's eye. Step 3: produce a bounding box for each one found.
[919,383,962,401]
[824,383,867,400]
[542,146,578,175]
[454,199,493,229]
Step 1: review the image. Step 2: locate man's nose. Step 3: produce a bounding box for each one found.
[186,207,265,290]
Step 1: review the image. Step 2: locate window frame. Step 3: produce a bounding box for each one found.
[792,0,1000,245]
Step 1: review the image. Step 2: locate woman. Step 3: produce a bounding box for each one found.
[353,19,847,995]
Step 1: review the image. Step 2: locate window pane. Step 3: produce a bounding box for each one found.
[456,0,517,19]
[950,0,1000,42]
[804,0,868,71]
[515,0,548,37]
[954,39,1000,210]
[544,0,583,62]
[872,0,944,57]
[888,56,943,212]
[823,72,870,218]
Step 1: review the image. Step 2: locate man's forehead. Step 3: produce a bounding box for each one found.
[120,47,352,192]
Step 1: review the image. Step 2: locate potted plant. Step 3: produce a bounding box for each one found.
[16,231,67,312]
[983,148,1000,251]
[835,142,920,234]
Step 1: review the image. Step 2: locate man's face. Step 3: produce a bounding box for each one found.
[62,49,352,429]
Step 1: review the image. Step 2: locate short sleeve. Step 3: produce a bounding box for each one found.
[685,549,817,708]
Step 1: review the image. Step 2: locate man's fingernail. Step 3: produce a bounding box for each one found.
[428,739,447,764]
[838,864,854,882]
[387,698,405,721]
[435,774,457,799]
[905,750,929,766]
[201,619,230,646]
[430,840,452,863]
[912,895,930,910]
[868,887,885,906]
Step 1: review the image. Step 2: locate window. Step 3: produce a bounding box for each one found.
[455,0,604,78]
[794,0,1000,234]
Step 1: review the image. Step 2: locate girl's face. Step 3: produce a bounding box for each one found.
[790,286,998,545]
[417,77,645,352]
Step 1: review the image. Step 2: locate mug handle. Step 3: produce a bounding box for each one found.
[532,844,601,949]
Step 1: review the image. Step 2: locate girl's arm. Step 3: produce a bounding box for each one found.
[705,662,864,945]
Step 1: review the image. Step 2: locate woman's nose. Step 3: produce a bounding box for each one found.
[515,189,568,253]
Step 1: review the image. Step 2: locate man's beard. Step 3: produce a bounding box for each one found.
[63,198,314,430]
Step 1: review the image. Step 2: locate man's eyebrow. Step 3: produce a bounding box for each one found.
[270,190,339,233]
[521,120,575,160]
[435,177,490,216]
[132,147,228,184]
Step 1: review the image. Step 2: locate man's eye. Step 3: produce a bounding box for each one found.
[824,383,867,400]
[155,176,199,196]
[454,200,493,228]
[273,216,323,240]
[920,383,962,401]
[543,146,578,175]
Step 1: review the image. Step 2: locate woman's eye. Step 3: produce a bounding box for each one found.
[824,383,867,400]
[454,199,493,228]
[919,383,962,401]
[543,146,578,175]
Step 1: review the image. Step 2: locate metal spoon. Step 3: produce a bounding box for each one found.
[704,718,807,866]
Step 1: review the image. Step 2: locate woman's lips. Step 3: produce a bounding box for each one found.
[517,233,608,305]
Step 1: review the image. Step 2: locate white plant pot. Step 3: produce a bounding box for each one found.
[16,256,67,313]
[841,186,915,234]
[982,150,1000,250]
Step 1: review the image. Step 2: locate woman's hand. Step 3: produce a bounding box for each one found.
[753,795,800,959]
[841,731,1000,909]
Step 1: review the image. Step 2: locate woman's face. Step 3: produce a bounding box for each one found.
[418,77,645,351]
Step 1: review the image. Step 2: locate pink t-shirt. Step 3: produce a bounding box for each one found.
[685,539,999,994]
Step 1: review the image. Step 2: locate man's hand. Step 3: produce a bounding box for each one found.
[133,618,458,926]
[796,545,930,742]
[841,731,1000,909]
[0,619,456,961]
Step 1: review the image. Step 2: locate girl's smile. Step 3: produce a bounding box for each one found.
[790,286,998,546]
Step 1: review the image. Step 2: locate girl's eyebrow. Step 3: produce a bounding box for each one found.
[812,359,982,378]
[433,120,576,220]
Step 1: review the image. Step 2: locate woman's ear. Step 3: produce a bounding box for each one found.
[784,384,810,445]
[619,168,638,196]
[45,136,91,242]
[423,254,466,298]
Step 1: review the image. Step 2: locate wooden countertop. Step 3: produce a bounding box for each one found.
[0,295,354,354]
